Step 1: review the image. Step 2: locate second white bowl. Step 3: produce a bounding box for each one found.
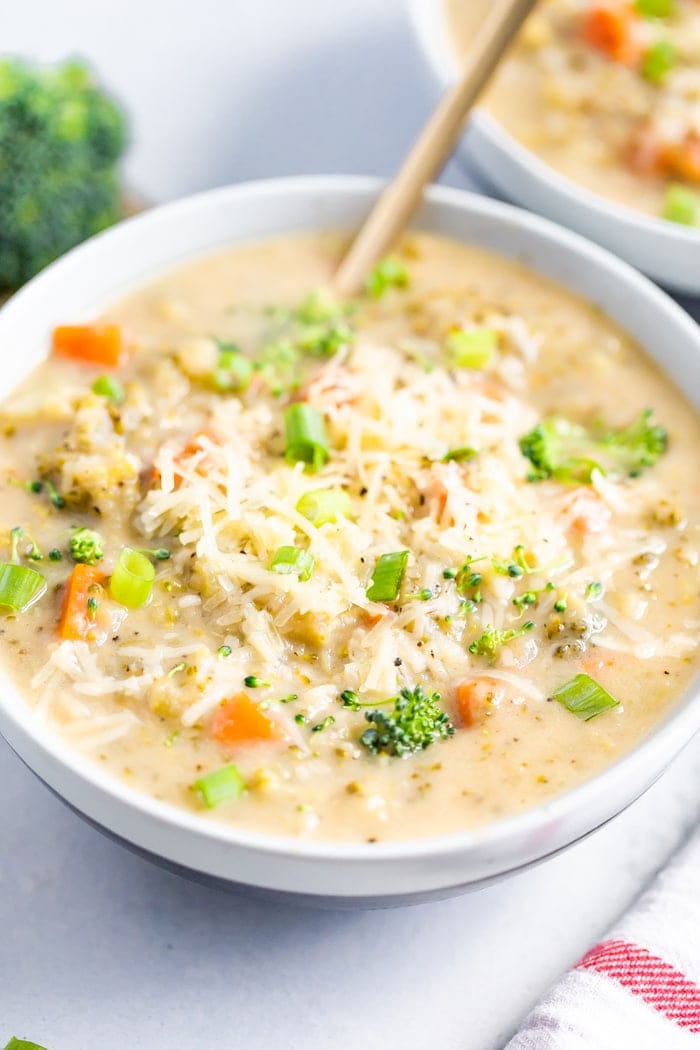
[409,0,700,295]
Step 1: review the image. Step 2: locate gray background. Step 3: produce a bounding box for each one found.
[2,2,699,1047]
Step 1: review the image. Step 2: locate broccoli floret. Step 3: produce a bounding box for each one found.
[599,409,668,477]
[70,527,103,564]
[469,621,534,663]
[519,410,667,483]
[0,57,127,291]
[359,685,454,757]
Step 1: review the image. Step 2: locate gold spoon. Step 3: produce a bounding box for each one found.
[334,0,539,297]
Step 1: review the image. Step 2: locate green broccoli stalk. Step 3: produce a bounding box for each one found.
[359,685,454,757]
[70,527,104,565]
[0,58,127,291]
[519,410,667,483]
[469,621,535,662]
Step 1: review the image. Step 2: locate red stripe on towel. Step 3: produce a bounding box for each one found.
[577,939,700,1032]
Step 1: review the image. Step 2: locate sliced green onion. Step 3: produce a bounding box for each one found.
[366,550,409,602]
[365,256,409,299]
[92,374,125,403]
[0,562,46,612]
[212,346,253,392]
[296,487,351,526]
[270,545,315,581]
[552,673,620,721]
[642,40,676,82]
[109,547,156,608]
[284,403,330,470]
[635,0,673,17]
[217,644,232,658]
[586,581,603,601]
[442,446,478,463]
[446,327,497,369]
[193,763,246,808]
[48,548,63,562]
[663,183,699,226]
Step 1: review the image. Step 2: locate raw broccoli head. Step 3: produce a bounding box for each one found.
[0,57,127,291]
[359,685,454,757]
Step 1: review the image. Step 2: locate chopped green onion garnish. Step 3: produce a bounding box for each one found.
[663,183,699,227]
[10,525,41,562]
[642,40,676,83]
[244,675,269,689]
[92,374,125,403]
[212,344,253,392]
[217,644,232,658]
[193,763,246,808]
[446,327,497,369]
[586,581,603,600]
[284,403,330,471]
[270,545,315,581]
[442,567,457,579]
[635,0,673,17]
[109,547,156,608]
[442,446,478,463]
[278,693,298,704]
[0,562,46,612]
[554,596,568,613]
[366,550,409,602]
[296,487,351,526]
[552,673,620,721]
[294,712,307,724]
[365,256,409,299]
[48,548,63,562]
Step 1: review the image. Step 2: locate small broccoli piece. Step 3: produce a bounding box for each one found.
[70,527,104,564]
[519,411,667,483]
[599,409,668,478]
[0,57,127,291]
[469,621,534,663]
[359,685,454,757]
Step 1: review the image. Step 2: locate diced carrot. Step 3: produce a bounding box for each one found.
[661,133,700,184]
[52,324,124,368]
[58,564,105,641]
[559,487,611,535]
[455,679,504,728]
[210,692,286,749]
[363,609,385,628]
[579,4,641,65]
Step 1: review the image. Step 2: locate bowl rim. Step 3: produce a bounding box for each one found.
[407,0,700,246]
[0,172,699,868]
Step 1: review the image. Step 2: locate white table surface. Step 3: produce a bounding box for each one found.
[2,3,699,1047]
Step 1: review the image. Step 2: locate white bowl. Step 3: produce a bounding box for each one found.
[409,0,700,296]
[0,175,699,907]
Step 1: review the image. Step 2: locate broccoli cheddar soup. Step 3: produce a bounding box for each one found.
[449,0,700,226]
[0,231,699,843]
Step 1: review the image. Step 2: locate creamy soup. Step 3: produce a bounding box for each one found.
[0,232,698,843]
[449,0,700,224]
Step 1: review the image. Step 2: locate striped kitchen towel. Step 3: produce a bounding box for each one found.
[506,825,700,1049]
